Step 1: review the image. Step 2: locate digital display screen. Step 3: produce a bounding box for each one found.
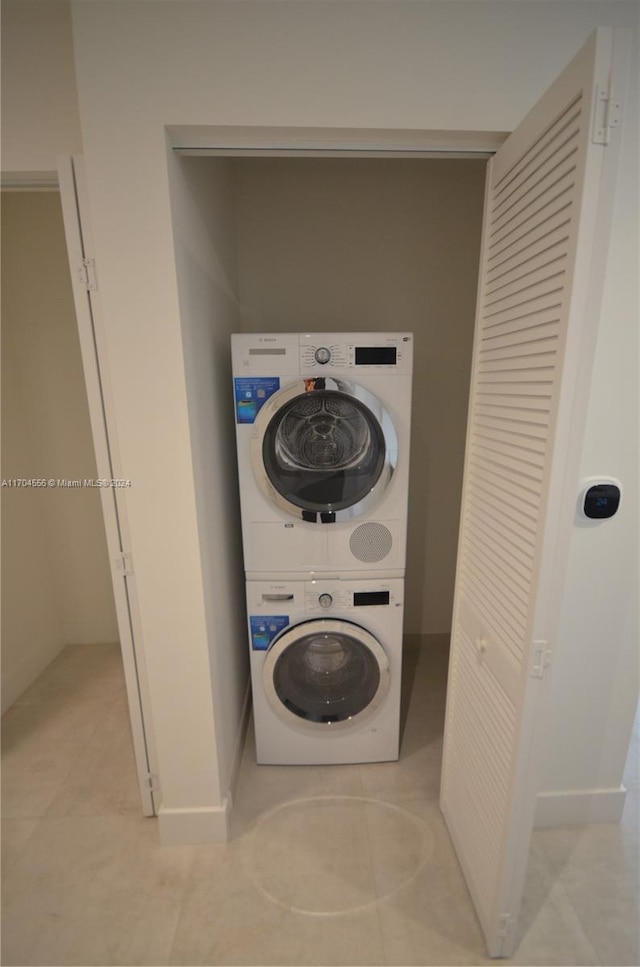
[353,591,390,607]
[355,347,397,366]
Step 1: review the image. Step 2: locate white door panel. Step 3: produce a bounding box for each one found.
[441,27,630,957]
[58,156,158,817]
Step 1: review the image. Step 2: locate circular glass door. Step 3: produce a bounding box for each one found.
[251,379,397,523]
[263,619,390,732]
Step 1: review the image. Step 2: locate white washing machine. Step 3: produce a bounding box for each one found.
[246,576,404,765]
[231,332,413,577]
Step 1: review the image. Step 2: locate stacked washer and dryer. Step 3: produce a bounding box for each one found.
[232,332,413,764]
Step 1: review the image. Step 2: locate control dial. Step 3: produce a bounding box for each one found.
[314,347,331,365]
[318,593,333,609]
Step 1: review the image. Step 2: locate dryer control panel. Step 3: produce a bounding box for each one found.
[299,333,412,373]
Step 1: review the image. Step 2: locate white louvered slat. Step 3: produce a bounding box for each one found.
[482,303,560,334]
[491,96,582,201]
[466,478,538,535]
[460,559,528,642]
[461,534,533,612]
[488,206,572,268]
[492,135,579,223]
[471,451,543,496]
[483,292,562,328]
[443,626,517,924]
[479,350,557,371]
[483,288,564,326]
[440,28,626,958]
[468,464,540,518]
[488,194,573,261]
[461,534,532,618]
[465,516,533,582]
[473,397,551,418]
[474,433,546,474]
[477,377,554,396]
[472,445,545,487]
[460,586,528,666]
[462,527,532,598]
[465,493,536,556]
[489,173,576,249]
[484,243,568,297]
[487,223,571,280]
[478,428,544,469]
[475,404,550,431]
[490,152,579,238]
[474,411,550,441]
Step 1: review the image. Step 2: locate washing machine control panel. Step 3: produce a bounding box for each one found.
[305,584,394,612]
[300,334,412,372]
[306,588,348,611]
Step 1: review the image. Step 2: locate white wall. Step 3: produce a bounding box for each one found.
[0,1,82,180]
[535,55,639,817]
[1,191,118,711]
[233,156,486,633]
[1,230,64,707]
[167,155,249,820]
[3,0,631,836]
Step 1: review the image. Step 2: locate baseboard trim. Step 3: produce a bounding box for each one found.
[534,785,627,827]
[156,681,251,847]
[158,801,230,845]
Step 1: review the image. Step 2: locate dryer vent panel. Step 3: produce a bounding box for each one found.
[349,522,393,563]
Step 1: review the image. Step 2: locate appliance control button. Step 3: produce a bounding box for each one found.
[318,593,333,608]
[315,347,331,365]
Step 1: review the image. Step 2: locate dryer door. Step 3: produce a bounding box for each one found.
[263,619,390,731]
[251,378,397,523]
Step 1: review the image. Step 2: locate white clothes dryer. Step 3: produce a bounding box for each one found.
[246,576,404,765]
[232,332,413,577]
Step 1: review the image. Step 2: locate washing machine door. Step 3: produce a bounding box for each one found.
[251,378,397,523]
[262,618,390,732]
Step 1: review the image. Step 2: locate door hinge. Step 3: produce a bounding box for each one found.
[78,257,98,291]
[592,84,621,145]
[497,913,515,950]
[113,552,133,577]
[145,772,160,794]
[530,640,552,679]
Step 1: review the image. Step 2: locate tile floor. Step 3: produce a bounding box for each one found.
[2,638,638,966]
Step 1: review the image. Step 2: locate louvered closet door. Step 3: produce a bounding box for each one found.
[440,28,629,958]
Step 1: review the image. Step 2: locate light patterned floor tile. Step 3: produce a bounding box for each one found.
[2,815,194,966]
[168,830,385,966]
[536,816,640,966]
[13,642,125,707]
[505,836,600,966]
[0,818,39,877]
[2,641,639,967]
[370,799,491,965]
[45,698,140,817]
[230,719,366,837]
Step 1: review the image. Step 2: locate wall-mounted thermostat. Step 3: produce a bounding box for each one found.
[579,477,622,521]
